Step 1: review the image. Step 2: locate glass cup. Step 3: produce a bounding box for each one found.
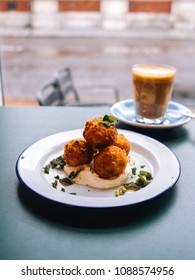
[132,64,176,124]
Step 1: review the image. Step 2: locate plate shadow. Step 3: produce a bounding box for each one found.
[17,181,177,229]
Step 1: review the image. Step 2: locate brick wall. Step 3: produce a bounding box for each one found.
[0,0,30,11]
[129,0,172,14]
[58,0,100,12]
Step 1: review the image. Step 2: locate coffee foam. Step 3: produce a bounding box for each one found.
[133,65,175,77]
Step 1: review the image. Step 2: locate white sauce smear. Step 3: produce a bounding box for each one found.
[64,157,135,189]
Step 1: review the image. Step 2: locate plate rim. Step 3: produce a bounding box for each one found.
[16,129,181,208]
[110,99,191,129]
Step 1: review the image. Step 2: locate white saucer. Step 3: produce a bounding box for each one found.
[110,100,192,129]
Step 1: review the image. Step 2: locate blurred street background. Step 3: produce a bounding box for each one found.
[0,0,195,106]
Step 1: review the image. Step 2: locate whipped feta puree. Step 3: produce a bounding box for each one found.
[64,157,135,189]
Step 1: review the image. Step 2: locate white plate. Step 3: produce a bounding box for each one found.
[110,99,191,129]
[16,129,180,208]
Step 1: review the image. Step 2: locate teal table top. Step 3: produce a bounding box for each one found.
[0,106,195,260]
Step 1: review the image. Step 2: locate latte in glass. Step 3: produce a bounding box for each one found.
[132,64,176,124]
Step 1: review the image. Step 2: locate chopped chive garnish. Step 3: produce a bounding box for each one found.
[99,115,118,127]
[59,177,73,186]
[43,155,66,174]
[116,168,153,197]
[52,180,58,188]
[68,169,81,180]
[43,164,51,174]
[50,155,66,169]
[131,167,137,175]
[139,170,153,181]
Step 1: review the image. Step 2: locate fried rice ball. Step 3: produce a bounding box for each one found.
[115,134,130,155]
[83,117,117,148]
[93,145,128,179]
[64,139,93,167]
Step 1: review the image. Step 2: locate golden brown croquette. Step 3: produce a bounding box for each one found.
[83,117,117,148]
[115,134,130,155]
[64,139,93,167]
[93,145,128,179]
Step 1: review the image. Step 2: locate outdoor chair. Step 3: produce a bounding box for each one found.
[37,67,120,106]
[51,67,120,106]
[37,80,65,106]
[53,67,80,104]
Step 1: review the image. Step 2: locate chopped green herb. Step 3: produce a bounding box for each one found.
[43,155,66,175]
[61,188,65,192]
[139,170,153,181]
[116,168,153,196]
[125,181,141,191]
[136,175,149,188]
[103,115,118,123]
[43,163,51,174]
[99,115,118,127]
[59,177,73,186]
[68,169,81,180]
[21,156,25,159]
[69,192,77,195]
[53,169,81,188]
[50,155,66,170]
[131,167,137,175]
[140,165,145,169]
[52,180,58,188]
[115,186,127,197]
